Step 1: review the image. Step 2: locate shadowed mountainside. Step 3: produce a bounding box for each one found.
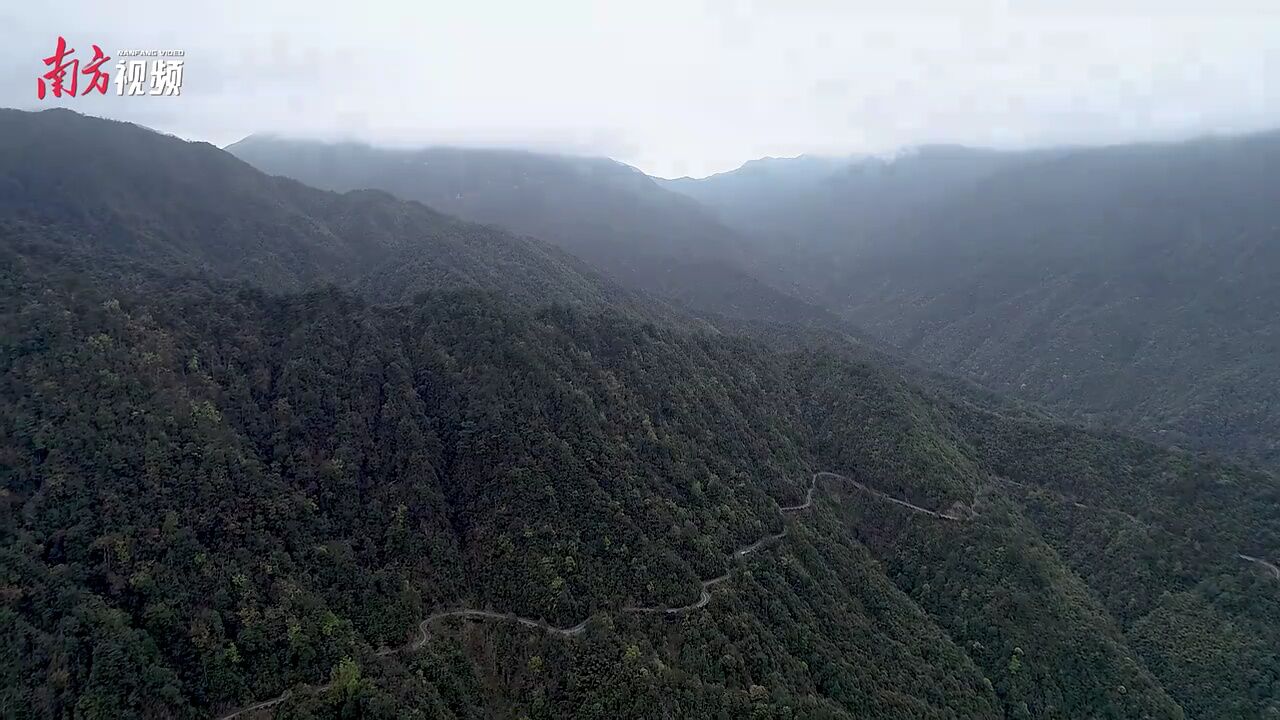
[226,136,848,333]
[668,134,1280,469]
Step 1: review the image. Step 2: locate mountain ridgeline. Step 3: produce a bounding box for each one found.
[225,135,849,334]
[0,109,622,310]
[1,109,1279,719]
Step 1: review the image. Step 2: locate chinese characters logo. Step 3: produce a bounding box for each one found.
[37,36,185,99]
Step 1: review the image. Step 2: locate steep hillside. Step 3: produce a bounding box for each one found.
[671,134,1280,469]
[662,147,1058,295]
[833,133,1280,468]
[0,109,615,309]
[226,137,845,331]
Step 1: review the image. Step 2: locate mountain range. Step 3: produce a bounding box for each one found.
[1,108,1278,720]
[225,136,847,335]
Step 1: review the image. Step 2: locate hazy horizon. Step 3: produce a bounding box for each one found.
[13,105,1280,181]
[5,1,1279,177]
[224,120,1280,180]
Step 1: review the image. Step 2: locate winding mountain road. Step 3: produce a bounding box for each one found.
[214,689,308,720]
[376,609,591,655]
[211,471,968,719]
[1239,554,1280,581]
[217,468,1280,719]
[813,471,966,521]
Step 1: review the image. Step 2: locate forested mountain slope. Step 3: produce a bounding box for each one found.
[2,110,1278,719]
[5,264,1279,719]
[669,133,1280,469]
[0,109,616,310]
[226,136,845,331]
[661,146,1047,284]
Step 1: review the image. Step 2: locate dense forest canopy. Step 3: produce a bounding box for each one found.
[2,109,1278,719]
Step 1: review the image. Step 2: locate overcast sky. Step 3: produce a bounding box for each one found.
[4,1,1278,177]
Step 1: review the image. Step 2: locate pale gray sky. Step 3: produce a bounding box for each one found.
[4,0,1278,177]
